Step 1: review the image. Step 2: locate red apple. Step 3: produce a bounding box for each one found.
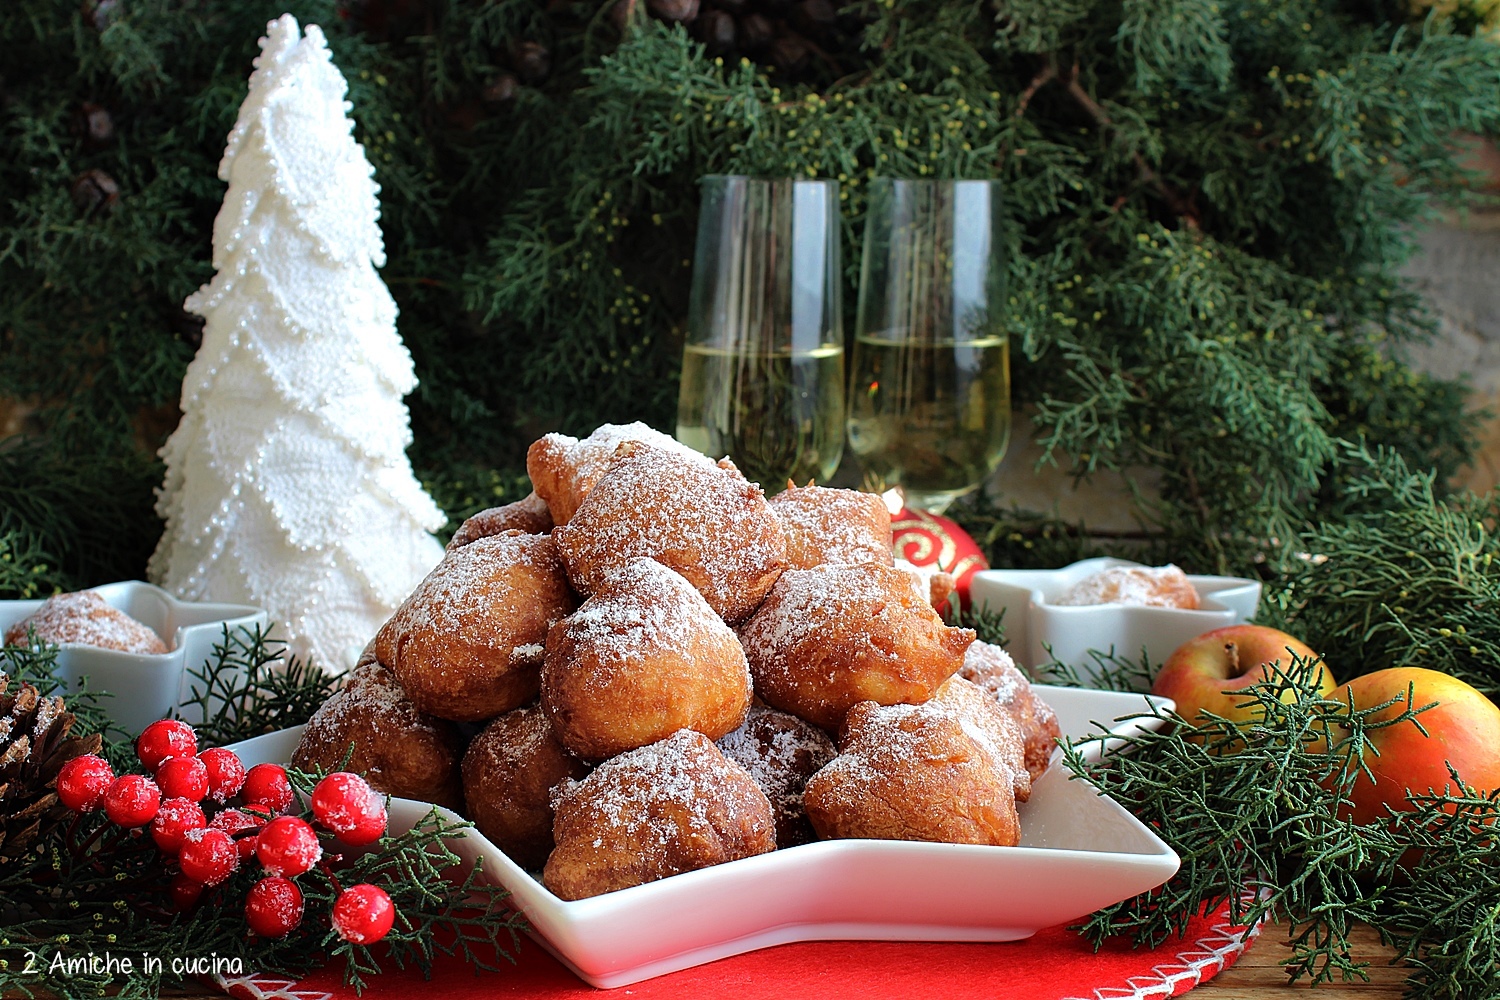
[1323,667,1500,826]
[1151,624,1335,732]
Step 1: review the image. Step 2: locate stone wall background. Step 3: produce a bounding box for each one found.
[1399,210,1500,497]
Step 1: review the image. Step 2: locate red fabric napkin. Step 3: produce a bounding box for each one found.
[221,900,1258,1000]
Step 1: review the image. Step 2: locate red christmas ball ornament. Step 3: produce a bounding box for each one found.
[890,505,989,608]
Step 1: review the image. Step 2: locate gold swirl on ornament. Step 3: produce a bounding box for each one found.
[890,510,958,570]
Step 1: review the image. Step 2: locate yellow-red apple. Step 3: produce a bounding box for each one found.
[1151,624,1335,732]
[1324,667,1500,826]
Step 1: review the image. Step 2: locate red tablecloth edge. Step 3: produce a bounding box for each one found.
[216,904,1264,1000]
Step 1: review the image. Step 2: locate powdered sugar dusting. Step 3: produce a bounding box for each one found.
[717,705,834,846]
[737,563,907,676]
[3,591,168,654]
[555,558,729,668]
[768,485,892,570]
[1054,564,1199,609]
[388,531,570,646]
[552,443,785,624]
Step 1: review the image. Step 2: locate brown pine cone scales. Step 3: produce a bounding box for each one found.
[0,673,103,861]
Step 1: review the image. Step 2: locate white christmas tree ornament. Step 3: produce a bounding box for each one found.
[150,13,446,673]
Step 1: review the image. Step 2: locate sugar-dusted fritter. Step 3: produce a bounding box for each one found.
[376,530,576,722]
[542,557,752,761]
[803,689,1025,846]
[767,484,892,571]
[716,704,835,847]
[551,442,786,625]
[930,674,1032,802]
[737,562,975,731]
[527,421,714,527]
[543,729,775,900]
[446,492,554,551]
[956,640,1061,783]
[293,653,464,811]
[461,702,590,869]
[1055,563,1199,609]
[5,591,167,654]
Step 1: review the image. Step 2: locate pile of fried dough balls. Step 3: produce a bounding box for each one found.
[294,423,1060,900]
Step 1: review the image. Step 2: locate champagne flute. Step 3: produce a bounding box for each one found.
[846,179,1010,513]
[675,176,845,492]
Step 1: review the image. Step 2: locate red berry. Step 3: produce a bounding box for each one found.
[245,876,304,938]
[199,747,247,803]
[255,816,322,877]
[56,754,115,812]
[155,755,210,802]
[169,872,203,912]
[210,808,265,860]
[150,797,207,854]
[242,763,293,814]
[178,828,238,886]
[103,774,161,828]
[311,773,387,845]
[136,719,198,771]
[332,884,395,944]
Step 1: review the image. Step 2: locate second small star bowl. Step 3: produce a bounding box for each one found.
[969,558,1261,688]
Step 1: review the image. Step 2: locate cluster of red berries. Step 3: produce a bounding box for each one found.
[56,719,396,945]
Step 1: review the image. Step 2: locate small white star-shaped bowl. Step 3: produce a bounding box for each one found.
[969,557,1261,688]
[0,581,266,733]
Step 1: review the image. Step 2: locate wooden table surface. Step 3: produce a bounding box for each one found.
[148,922,1410,1000]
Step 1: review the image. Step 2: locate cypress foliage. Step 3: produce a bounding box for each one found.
[1,0,1497,589]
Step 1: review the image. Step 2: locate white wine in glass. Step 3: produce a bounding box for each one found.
[675,176,845,491]
[846,179,1010,513]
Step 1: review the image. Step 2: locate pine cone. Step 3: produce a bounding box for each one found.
[0,674,102,862]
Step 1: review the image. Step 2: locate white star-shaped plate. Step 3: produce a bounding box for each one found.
[0,580,267,733]
[970,557,1261,687]
[229,684,1179,989]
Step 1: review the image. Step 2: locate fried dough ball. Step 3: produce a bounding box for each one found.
[1055,563,1199,609]
[542,558,751,761]
[551,442,786,625]
[293,656,464,810]
[717,704,836,847]
[5,591,167,654]
[957,640,1062,783]
[527,422,714,526]
[543,729,775,900]
[895,560,958,610]
[446,492,554,551]
[737,562,975,731]
[376,531,576,722]
[462,703,590,869]
[930,675,1032,802]
[768,484,892,570]
[803,694,1023,847]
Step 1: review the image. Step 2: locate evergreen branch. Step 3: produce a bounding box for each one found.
[177,625,340,748]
